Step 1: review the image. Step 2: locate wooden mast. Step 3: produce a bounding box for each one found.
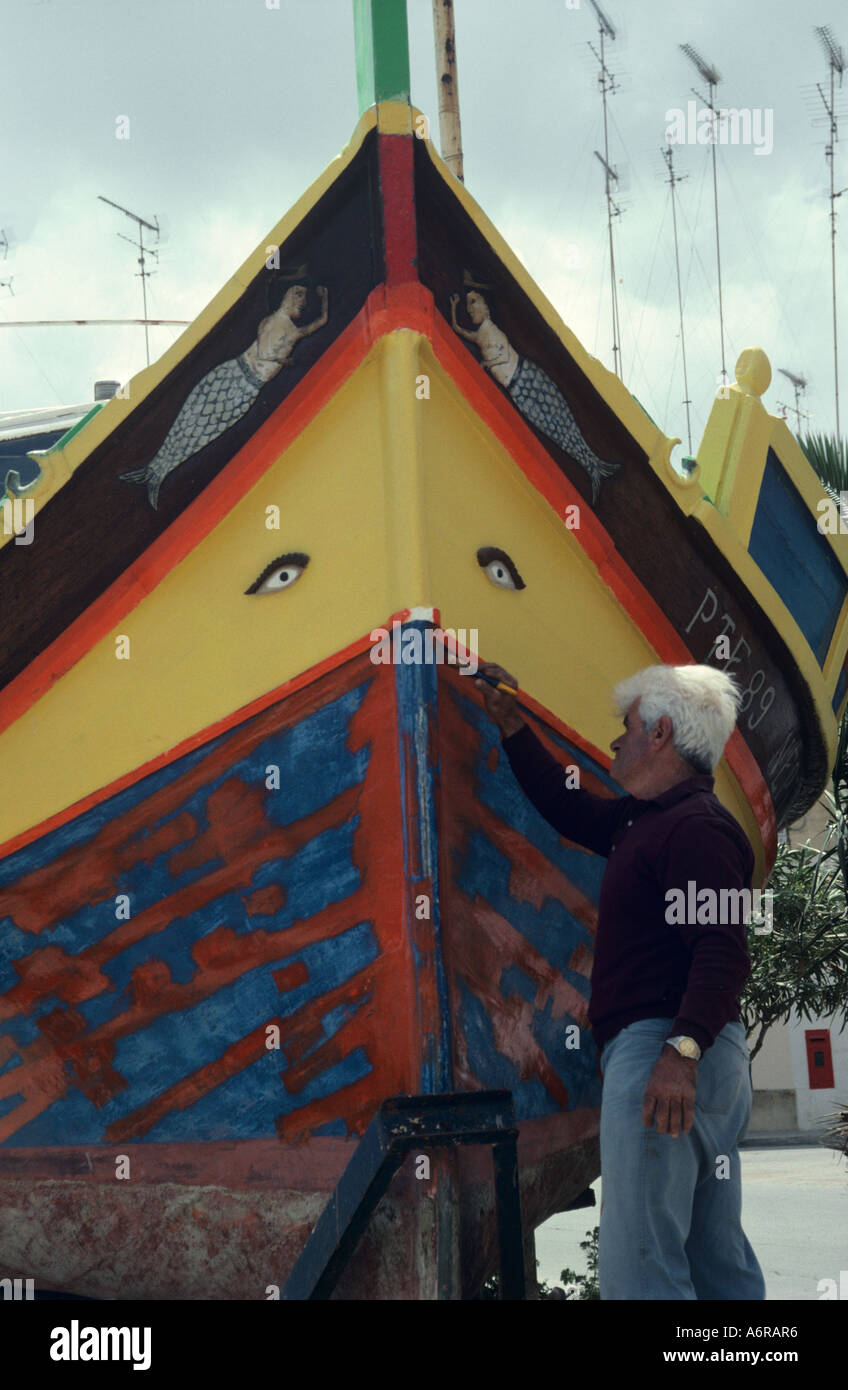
[432,0,464,182]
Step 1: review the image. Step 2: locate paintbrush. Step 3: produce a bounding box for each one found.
[474,671,522,698]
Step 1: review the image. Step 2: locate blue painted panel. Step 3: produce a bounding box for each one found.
[457,980,557,1122]
[0,679,383,1146]
[394,625,453,1095]
[749,450,847,665]
[446,685,610,1118]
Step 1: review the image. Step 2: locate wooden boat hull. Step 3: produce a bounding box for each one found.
[3,98,848,1298]
[0,637,606,1297]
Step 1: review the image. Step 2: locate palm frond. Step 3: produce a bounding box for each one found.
[799,432,848,498]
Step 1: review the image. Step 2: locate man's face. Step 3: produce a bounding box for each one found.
[609,699,655,790]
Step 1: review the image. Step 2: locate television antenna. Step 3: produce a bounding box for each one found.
[662,145,693,455]
[680,43,727,389]
[813,26,846,443]
[0,318,189,328]
[588,0,623,380]
[777,368,810,434]
[97,196,160,366]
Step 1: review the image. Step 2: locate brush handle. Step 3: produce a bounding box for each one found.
[476,672,521,698]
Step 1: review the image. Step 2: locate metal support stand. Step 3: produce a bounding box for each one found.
[282,1090,525,1300]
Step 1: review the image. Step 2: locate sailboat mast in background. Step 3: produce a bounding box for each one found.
[432,0,464,183]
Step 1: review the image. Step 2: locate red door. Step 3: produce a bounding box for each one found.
[804,1030,834,1089]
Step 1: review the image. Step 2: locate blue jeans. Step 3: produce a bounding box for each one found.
[598,1017,766,1300]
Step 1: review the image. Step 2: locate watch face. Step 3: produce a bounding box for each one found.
[679,1038,699,1058]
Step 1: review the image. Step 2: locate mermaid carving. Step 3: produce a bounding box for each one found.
[122,270,329,509]
[449,276,620,503]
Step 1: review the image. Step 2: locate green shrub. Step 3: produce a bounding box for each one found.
[476,1225,600,1299]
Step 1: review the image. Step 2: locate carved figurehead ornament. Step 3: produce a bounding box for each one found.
[121,262,329,509]
[266,263,312,310]
[450,270,621,504]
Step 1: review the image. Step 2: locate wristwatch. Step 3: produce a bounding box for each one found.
[665,1034,701,1061]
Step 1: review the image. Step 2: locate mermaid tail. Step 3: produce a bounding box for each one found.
[119,465,166,510]
[508,356,621,503]
[120,353,264,509]
[583,454,620,506]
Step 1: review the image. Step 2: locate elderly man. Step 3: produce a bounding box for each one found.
[475,661,765,1301]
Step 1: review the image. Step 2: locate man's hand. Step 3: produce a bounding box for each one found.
[474,662,525,738]
[642,1045,697,1138]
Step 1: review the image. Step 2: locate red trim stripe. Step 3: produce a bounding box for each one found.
[377,132,417,286]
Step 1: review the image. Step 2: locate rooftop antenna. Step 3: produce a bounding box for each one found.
[432,0,464,183]
[588,0,623,380]
[662,145,693,455]
[97,196,160,367]
[813,25,846,444]
[680,42,727,389]
[777,368,810,434]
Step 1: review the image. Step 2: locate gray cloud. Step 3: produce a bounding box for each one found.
[1,0,844,443]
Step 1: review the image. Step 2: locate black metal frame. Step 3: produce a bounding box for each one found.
[282,1090,525,1300]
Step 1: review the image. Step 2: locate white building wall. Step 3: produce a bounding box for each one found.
[788,1014,848,1132]
[746,798,845,1133]
[750,1018,793,1090]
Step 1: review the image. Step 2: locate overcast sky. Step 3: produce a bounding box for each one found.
[2,0,846,452]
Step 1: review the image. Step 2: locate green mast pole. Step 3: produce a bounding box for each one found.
[353,0,411,114]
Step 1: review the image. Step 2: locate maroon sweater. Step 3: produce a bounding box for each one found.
[502,724,755,1053]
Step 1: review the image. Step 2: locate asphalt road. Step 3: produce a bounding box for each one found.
[534,1143,848,1300]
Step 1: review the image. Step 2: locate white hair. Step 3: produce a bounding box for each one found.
[611,664,742,774]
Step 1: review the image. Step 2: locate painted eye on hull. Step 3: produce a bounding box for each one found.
[246,552,310,595]
[476,546,526,591]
